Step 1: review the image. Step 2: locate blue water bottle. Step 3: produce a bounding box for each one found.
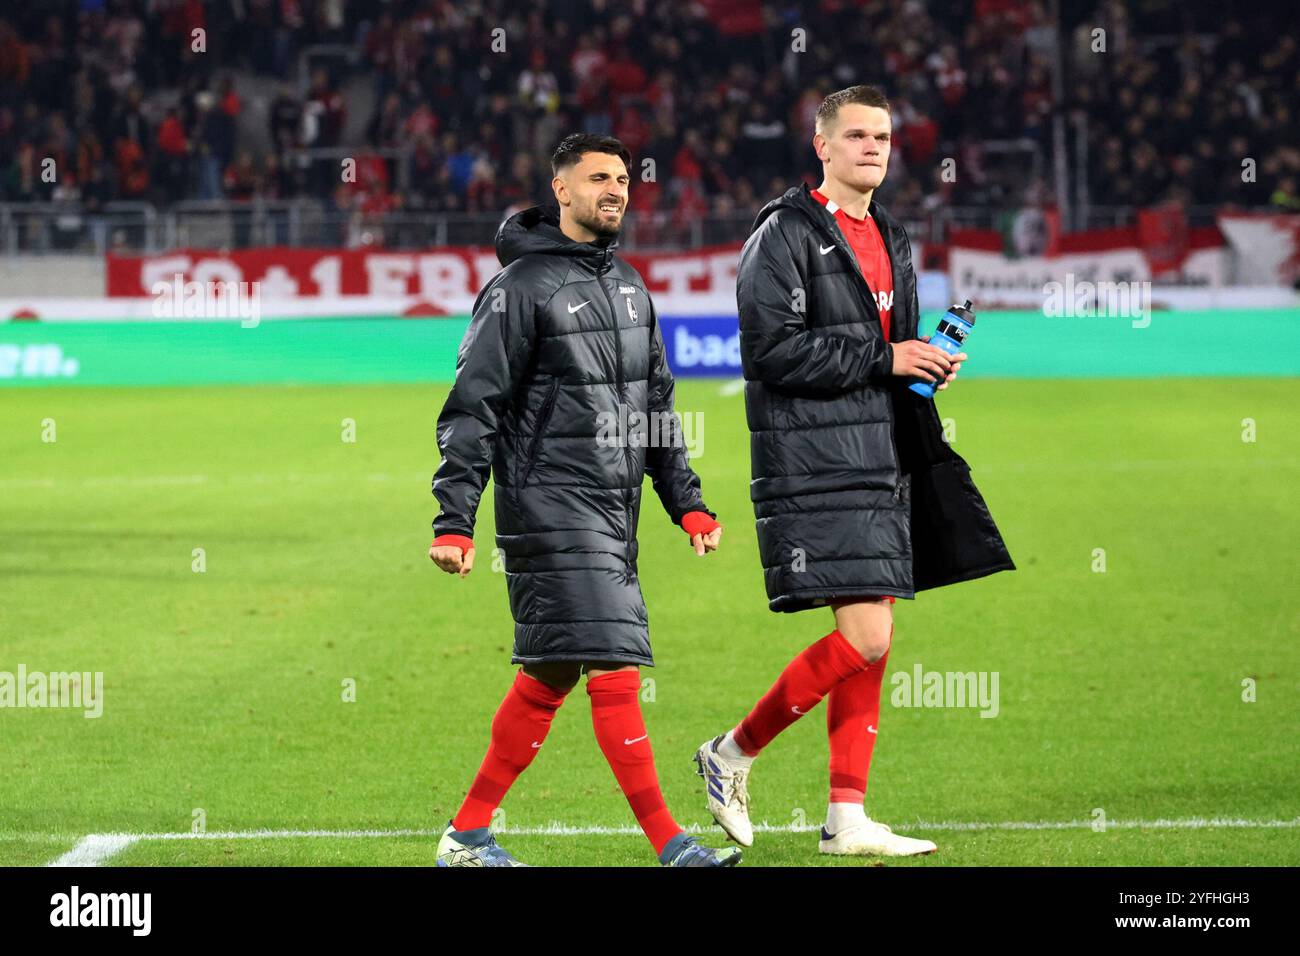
[909,299,975,398]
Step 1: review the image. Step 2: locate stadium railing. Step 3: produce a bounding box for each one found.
[0,201,1256,256]
[0,202,956,255]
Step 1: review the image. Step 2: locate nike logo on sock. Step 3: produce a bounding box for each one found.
[791,705,807,715]
[867,725,877,734]
[530,741,543,748]
[624,734,648,745]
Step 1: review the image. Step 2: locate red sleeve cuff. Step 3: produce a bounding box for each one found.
[431,534,474,555]
[681,511,719,537]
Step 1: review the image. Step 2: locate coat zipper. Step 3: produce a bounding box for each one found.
[598,268,635,581]
[805,198,909,498]
[517,379,560,500]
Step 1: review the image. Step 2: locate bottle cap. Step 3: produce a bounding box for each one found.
[948,299,976,325]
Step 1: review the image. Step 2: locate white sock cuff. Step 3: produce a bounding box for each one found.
[718,730,755,766]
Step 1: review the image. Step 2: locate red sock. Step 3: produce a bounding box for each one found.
[826,623,892,804]
[452,670,569,831]
[733,630,869,756]
[587,670,681,855]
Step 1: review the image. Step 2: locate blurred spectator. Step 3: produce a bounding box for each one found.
[224,150,261,201]
[155,107,190,202]
[306,68,346,149]
[268,85,303,151]
[1271,177,1300,212]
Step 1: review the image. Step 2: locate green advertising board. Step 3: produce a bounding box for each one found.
[0,311,1296,386]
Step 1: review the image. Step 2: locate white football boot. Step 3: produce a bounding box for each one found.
[819,817,937,857]
[693,735,754,847]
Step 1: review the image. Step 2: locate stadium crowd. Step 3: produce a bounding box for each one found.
[0,0,1297,225]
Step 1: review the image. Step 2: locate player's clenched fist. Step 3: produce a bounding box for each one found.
[429,535,475,577]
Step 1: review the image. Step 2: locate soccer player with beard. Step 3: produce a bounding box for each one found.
[429,134,738,867]
[695,86,1014,856]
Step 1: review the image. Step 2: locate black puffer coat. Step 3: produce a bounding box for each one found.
[432,205,712,665]
[737,184,1014,611]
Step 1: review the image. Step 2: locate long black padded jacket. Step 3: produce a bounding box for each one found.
[736,183,1015,611]
[432,205,713,665]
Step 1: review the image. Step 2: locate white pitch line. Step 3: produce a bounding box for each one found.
[47,834,140,867]
[148,828,433,840]
[42,816,1300,866]
[717,378,746,396]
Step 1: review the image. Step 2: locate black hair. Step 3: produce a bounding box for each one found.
[550,133,632,175]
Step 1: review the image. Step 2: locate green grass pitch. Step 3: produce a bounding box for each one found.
[1,377,1297,866]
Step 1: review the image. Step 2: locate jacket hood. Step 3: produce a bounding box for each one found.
[494,204,620,268]
[751,183,811,232]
